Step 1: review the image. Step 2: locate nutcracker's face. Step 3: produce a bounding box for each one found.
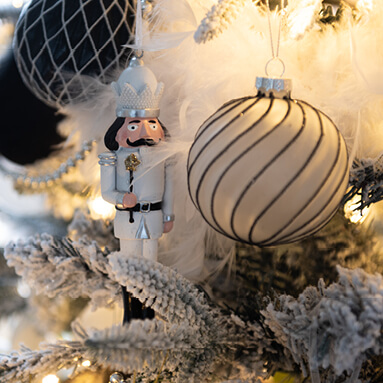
[116,117,165,148]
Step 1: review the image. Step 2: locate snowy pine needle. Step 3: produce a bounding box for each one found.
[4,234,120,309]
[264,266,383,379]
[5,232,383,382]
[194,0,250,43]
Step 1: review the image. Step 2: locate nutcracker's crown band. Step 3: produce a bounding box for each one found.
[112,56,164,118]
[256,77,292,99]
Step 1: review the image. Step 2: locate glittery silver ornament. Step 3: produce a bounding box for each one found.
[109,372,125,383]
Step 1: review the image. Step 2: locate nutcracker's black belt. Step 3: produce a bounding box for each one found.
[116,201,162,213]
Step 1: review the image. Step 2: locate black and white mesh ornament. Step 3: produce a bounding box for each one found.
[13,0,136,108]
[187,78,349,246]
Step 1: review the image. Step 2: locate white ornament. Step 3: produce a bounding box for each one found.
[187,78,349,246]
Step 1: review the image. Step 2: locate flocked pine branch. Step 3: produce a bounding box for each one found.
[0,320,218,382]
[67,210,118,250]
[107,254,272,381]
[82,320,217,381]
[0,342,86,383]
[263,266,383,381]
[0,250,27,318]
[0,277,268,383]
[4,234,120,309]
[343,153,383,211]
[83,320,196,370]
[194,0,251,43]
[108,253,219,328]
[7,227,383,381]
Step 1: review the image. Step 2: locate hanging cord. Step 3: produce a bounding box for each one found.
[134,0,144,59]
[135,0,143,48]
[265,0,286,78]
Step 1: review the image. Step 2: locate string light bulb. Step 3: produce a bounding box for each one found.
[17,279,31,298]
[88,195,115,220]
[12,0,23,8]
[42,374,60,383]
[82,360,91,367]
[344,193,371,224]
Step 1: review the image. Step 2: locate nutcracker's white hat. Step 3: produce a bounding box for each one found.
[111,56,164,118]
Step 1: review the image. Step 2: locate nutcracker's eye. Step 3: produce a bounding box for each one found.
[148,120,158,130]
[128,124,139,131]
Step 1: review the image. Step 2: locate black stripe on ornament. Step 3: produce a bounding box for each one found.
[194,97,253,141]
[274,166,347,245]
[210,98,292,235]
[248,99,325,244]
[229,100,307,242]
[266,127,348,245]
[190,97,252,158]
[257,105,342,245]
[194,98,275,228]
[188,97,260,174]
[187,97,261,207]
[276,161,348,244]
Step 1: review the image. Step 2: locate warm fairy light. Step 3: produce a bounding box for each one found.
[12,0,23,8]
[17,279,31,298]
[343,0,373,9]
[42,374,60,383]
[356,0,373,11]
[82,360,91,367]
[88,195,115,220]
[344,194,371,224]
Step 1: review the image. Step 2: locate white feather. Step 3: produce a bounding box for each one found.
[286,0,322,39]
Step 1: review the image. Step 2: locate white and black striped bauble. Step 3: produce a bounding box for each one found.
[187,79,349,246]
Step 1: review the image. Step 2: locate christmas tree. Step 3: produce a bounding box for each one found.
[2,0,383,382]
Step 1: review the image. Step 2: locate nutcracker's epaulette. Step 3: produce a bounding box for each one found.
[98,152,117,166]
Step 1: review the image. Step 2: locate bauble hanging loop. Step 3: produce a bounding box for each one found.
[187,77,349,246]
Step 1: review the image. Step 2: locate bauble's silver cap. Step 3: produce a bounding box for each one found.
[256,77,292,99]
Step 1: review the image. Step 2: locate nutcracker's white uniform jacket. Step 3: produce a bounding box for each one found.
[99,146,174,240]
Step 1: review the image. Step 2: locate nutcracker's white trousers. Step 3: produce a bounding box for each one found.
[119,239,158,261]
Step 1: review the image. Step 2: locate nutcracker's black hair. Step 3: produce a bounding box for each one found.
[104,117,125,151]
[104,117,169,151]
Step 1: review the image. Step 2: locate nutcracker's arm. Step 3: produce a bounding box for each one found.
[98,152,125,208]
[162,159,175,223]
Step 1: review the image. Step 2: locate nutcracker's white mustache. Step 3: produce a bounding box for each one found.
[127,138,160,147]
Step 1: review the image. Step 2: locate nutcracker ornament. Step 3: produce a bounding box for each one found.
[187,77,349,246]
[99,54,174,262]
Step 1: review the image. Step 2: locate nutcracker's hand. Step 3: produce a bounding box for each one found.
[163,221,174,233]
[122,192,137,208]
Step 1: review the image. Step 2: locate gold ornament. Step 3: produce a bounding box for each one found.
[125,154,141,171]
